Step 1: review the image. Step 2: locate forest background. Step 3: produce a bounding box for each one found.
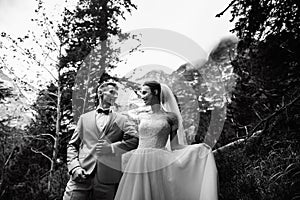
[0,0,299,199]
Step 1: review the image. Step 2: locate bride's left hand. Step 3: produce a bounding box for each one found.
[172,144,187,150]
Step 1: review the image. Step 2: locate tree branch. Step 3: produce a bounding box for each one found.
[249,93,300,137]
[4,146,17,167]
[213,93,300,155]
[215,0,237,18]
[213,138,245,154]
[213,130,262,155]
[0,58,39,101]
[2,37,58,81]
[39,133,56,141]
[30,147,52,162]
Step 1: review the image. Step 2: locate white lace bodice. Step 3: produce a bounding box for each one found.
[137,113,178,149]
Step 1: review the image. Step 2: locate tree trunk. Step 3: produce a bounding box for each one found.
[47,78,61,192]
[213,130,262,157]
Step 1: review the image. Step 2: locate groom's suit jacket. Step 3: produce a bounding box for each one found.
[67,110,138,183]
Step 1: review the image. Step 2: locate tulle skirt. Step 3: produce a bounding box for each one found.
[114,143,218,200]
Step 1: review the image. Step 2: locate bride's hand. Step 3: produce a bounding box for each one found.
[172,144,187,150]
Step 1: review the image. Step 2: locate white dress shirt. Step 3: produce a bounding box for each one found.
[96,106,116,153]
[96,109,110,135]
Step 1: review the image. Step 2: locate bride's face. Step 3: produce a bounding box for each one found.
[140,85,158,106]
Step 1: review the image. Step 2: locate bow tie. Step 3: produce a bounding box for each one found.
[97,108,110,115]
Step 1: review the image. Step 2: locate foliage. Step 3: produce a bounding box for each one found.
[215,117,300,200]
[0,80,14,131]
[1,0,298,199]
[57,0,136,71]
[0,0,137,199]
[229,0,300,44]
[215,0,300,199]
[0,81,13,101]
[175,37,238,146]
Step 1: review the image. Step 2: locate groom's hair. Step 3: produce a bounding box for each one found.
[143,81,161,99]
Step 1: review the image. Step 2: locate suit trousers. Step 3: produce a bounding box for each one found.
[63,170,119,200]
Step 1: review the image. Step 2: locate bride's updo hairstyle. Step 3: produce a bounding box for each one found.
[143,81,161,100]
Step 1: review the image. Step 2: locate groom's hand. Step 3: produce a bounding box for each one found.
[72,167,87,182]
[96,139,112,155]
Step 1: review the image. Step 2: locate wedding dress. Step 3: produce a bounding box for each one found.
[114,112,218,200]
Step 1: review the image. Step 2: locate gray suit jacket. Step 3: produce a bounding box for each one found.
[67,110,138,183]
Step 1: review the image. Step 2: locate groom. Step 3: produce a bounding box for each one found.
[63,80,139,200]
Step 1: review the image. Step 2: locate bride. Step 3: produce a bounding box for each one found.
[114,81,218,200]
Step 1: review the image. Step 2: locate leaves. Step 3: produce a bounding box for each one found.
[216,0,300,199]
[0,0,137,198]
[0,81,13,101]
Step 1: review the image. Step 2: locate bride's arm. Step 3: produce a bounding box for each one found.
[169,113,186,150]
[170,130,186,150]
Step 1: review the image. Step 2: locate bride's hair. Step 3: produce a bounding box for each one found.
[143,81,161,99]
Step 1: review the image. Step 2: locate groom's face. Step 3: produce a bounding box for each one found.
[98,84,118,107]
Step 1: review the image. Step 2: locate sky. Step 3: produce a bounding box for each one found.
[0,0,235,78]
[116,0,235,76]
[119,0,234,52]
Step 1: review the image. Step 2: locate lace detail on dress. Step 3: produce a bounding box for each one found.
[137,113,174,149]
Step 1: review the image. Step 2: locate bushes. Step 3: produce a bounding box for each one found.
[216,121,300,200]
[1,144,69,200]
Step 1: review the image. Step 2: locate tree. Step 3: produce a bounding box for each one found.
[0,78,28,199]
[0,0,137,198]
[218,0,300,139]
[0,81,13,101]
[46,0,137,193]
[215,0,300,199]
[175,37,238,147]
[0,0,67,196]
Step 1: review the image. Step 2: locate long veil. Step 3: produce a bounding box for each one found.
[160,84,187,149]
